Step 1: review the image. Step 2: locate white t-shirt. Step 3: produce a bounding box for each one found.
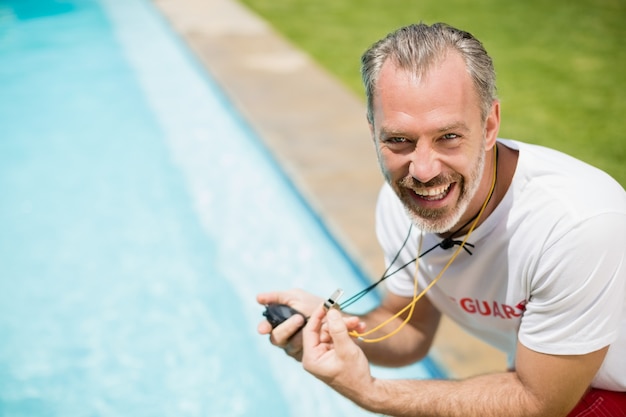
[378,139,626,391]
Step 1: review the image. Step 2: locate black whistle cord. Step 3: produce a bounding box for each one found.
[341,212,480,310]
[340,146,499,311]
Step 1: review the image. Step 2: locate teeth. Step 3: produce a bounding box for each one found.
[414,184,450,199]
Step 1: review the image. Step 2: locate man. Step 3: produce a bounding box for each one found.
[257,23,626,416]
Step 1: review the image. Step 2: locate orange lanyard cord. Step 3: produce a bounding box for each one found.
[349,147,498,343]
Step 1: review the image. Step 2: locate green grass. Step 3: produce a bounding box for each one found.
[238,0,626,186]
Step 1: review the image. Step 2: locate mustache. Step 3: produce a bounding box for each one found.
[399,174,460,189]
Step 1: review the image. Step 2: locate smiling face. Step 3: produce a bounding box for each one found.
[370,52,499,234]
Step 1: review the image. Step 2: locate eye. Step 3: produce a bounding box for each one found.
[441,133,459,140]
[381,136,413,152]
[385,137,408,144]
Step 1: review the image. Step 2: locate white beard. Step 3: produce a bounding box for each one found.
[392,142,486,234]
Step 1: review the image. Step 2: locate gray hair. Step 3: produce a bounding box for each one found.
[361,23,497,124]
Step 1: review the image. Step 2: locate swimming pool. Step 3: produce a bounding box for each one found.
[0,0,442,415]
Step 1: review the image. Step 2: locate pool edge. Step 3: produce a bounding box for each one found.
[150,0,508,380]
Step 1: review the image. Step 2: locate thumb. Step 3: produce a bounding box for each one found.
[326,308,353,349]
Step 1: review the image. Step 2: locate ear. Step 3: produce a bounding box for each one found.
[367,116,375,142]
[485,100,501,150]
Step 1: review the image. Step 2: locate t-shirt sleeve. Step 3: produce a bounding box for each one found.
[518,212,626,355]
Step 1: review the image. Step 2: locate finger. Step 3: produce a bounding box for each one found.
[283,330,305,362]
[302,303,326,351]
[268,314,306,346]
[320,315,361,343]
[284,341,303,361]
[320,321,331,343]
[257,320,273,335]
[256,292,281,305]
[326,308,353,350]
[344,316,365,332]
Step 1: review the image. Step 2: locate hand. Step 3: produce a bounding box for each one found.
[257,289,366,361]
[256,289,322,361]
[301,304,373,399]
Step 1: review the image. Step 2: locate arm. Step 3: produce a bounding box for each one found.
[303,305,608,417]
[352,291,441,367]
[257,289,440,366]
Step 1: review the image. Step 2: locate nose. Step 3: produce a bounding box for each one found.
[408,142,440,184]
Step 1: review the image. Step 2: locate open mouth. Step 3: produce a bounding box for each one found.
[412,183,453,201]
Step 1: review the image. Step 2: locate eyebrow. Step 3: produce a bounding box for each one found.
[378,121,471,138]
[378,127,406,137]
[437,122,471,133]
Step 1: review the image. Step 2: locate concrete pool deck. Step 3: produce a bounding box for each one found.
[153,0,507,378]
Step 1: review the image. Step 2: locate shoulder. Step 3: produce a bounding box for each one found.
[497,140,626,292]
[505,139,626,227]
[376,183,409,224]
[375,183,413,250]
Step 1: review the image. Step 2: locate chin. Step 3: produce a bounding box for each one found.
[401,193,468,234]
[406,209,462,234]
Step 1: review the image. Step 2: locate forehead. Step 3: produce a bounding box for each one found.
[372,53,482,133]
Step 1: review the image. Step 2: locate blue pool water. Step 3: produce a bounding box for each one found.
[0,0,442,416]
